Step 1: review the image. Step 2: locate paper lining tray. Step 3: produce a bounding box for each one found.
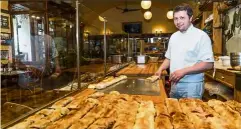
[96,78,161,96]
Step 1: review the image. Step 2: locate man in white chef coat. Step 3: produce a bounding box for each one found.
[155,4,214,99]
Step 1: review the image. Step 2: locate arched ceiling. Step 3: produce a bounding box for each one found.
[80,0,196,14]
[77,0,200,24]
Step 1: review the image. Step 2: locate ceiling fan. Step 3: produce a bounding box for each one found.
[116,0,141,13]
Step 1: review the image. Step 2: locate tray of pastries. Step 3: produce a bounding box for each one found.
[7,90,241,129]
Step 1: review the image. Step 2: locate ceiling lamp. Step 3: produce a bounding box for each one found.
[167,10,173,19]
[99,16,106,22]
[141,0,152,9]
[144,11,152,20]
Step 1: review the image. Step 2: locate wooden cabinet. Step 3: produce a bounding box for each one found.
[205,68,241,102]
[215,69,235,88]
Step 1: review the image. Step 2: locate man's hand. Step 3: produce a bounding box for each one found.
[169,69,186,85]
[155,69,163,78]
[155,58,170,78]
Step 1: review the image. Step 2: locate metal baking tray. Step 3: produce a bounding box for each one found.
[97,78,160,96]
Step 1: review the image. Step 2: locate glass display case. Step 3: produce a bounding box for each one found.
[1,1,167,128]
[1,1,129,127]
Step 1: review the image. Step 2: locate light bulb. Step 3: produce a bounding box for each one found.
[144,11,152,20]
[99,16,106,22]
[141,0,152,9]
[167,10,173,19]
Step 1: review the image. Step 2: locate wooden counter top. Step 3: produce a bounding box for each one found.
[63,64,113,73]
[116,63,167,77]
[79,79,167,104]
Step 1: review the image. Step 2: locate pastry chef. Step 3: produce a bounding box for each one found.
[155,3,214,99]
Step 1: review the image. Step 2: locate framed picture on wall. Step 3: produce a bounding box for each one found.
[223,4,241,55]
[0,15,9,29]
[122,22,142,34]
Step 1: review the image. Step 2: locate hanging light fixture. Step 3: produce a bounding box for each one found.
[144,11,152,20]
[166,0,173,19]
[141,0,152,9]
[166,9,173,19]
[99,16,104,22]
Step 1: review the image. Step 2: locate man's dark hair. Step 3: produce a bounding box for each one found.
[173,3,193,18]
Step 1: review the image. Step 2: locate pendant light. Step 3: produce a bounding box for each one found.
[144,11,152,20]
[166,0,173,19]
[99,16,105,22]
[141,0,152,9]
[167,9,173,19]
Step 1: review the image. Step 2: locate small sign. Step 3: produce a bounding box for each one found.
[0,15,9,29]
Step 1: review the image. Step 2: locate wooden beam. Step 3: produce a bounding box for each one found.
[212,2,222,55]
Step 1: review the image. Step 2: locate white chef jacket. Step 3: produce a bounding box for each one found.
[165,24,214,82]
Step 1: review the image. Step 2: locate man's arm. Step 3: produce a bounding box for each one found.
[155,58,170,77]
[182,62,213,74]
[170,61,213,84]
